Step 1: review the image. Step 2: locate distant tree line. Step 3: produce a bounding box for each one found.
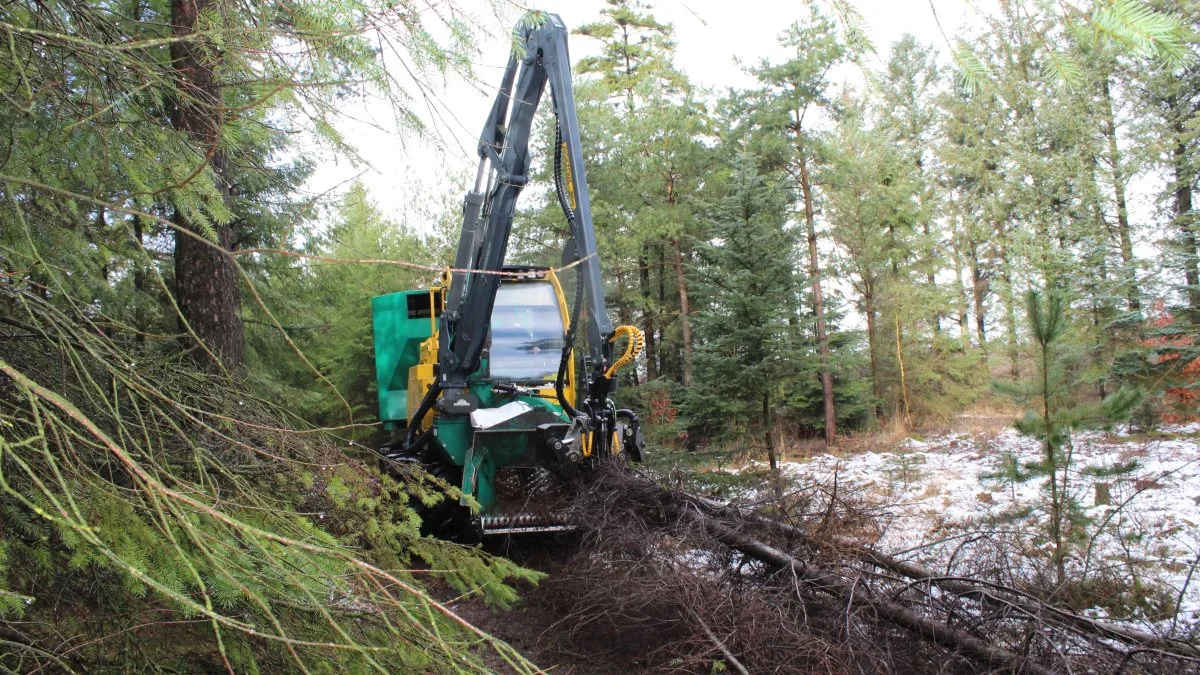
[509,0,1199,454]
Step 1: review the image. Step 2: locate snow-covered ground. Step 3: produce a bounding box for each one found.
[730,422,1200,631]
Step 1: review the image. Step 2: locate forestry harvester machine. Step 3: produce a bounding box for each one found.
[370,14,646,538]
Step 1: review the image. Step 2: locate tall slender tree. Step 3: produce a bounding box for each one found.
[169,0,245,371]
[740,6,848,445]
[575,0,686,380]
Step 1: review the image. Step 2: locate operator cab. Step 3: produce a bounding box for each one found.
[489,280,565,383]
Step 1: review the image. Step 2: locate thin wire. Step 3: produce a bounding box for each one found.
[231,247,597,278]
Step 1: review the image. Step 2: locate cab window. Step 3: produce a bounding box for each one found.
[489,282,564,382]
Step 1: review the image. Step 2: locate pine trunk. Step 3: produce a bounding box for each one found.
[764,392,778,472]
[1101,74,1139,311]
[170,0,244,372]
[800,155,836,445]
[951,216,971,349]
[658,245,669,375]
[895,315,912,428]
[1171,96,1200,320]
[996,221,1019,378]
[672,238,693,386]
[969,238,988,353]
[639,250,658,380]
[616,270,638,386]
[667,178,693,385]
[865,288,881,418]
[923,220,940,334]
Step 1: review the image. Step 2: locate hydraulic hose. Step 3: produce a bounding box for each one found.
[604,325,645,378]
[389,427,434,460]
[553,120,576,227]
[405,381,441,448]
[553,115,585,421]
[556,269,584,419]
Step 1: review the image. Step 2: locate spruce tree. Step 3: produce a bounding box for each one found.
[686,152,797,468]
[735,6,850,445]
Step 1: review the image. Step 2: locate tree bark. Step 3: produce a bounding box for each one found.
[923,219,941,334]
[672,238,693,386]
[666,177,693,385]
[799,155,836,446]
[996,221,1019,378]
[968,237,988,353]
[865,288,881,419]
[616,270,638,386]
[659,245,669,375]
[1101,74,1140,311]
[692,517,1051,675]
[170,0,244,372]
[639,250,658,380]
[951,214,971,349]
[763,392,777,472]
[687,490,1200,662]
[895,315,912,428]
[1170,95,1200,321]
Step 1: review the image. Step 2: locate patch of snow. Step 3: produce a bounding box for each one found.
[734,426,1200,635]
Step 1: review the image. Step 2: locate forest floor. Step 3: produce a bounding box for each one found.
[450,541,654,675]
[454,415,1200,673]
[716,416,1200,632]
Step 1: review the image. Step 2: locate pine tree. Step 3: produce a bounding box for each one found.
[1001,289,1140,585]
[249,182,442,427]
[737,5,850,445]
[572,0,690,382]
[0,1,534,670]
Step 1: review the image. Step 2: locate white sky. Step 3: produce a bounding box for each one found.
[306,0,993,226]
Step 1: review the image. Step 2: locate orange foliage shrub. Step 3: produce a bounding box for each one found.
[1143,301,1199,423]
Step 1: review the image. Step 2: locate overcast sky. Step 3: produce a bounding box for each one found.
[306,1,991,225]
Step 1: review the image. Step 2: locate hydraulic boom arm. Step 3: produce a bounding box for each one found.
[375,13,645,537]
[438,13,616,413]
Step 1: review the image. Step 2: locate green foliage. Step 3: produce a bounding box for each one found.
[3,0,1200,663]
[1087,0,1194,67]
[951,0,1193,91]
[684,152,798,434]
[883,453,926,492]
[777,317,876,435]
[564,1,713,386]
[1000,289,1142,585]
[981,452,1039,499]
[0,0,533,670]
[246,182,448,429]
[1082,459,1141,478]
[0,285,536,671]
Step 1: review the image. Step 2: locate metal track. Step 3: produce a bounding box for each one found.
[480,513,576,536]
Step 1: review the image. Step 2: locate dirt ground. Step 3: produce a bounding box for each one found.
[449,535,660,675]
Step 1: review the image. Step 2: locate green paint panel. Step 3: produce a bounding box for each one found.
[435,417,472,465]
[435,381,570,514]
[371,290,436,424]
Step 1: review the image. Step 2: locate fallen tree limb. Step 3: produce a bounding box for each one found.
[679,489,1200,662]
[690,510,1052,675]
[686,606,750,675]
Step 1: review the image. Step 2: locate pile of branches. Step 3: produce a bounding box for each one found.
[544,466,1200,673]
